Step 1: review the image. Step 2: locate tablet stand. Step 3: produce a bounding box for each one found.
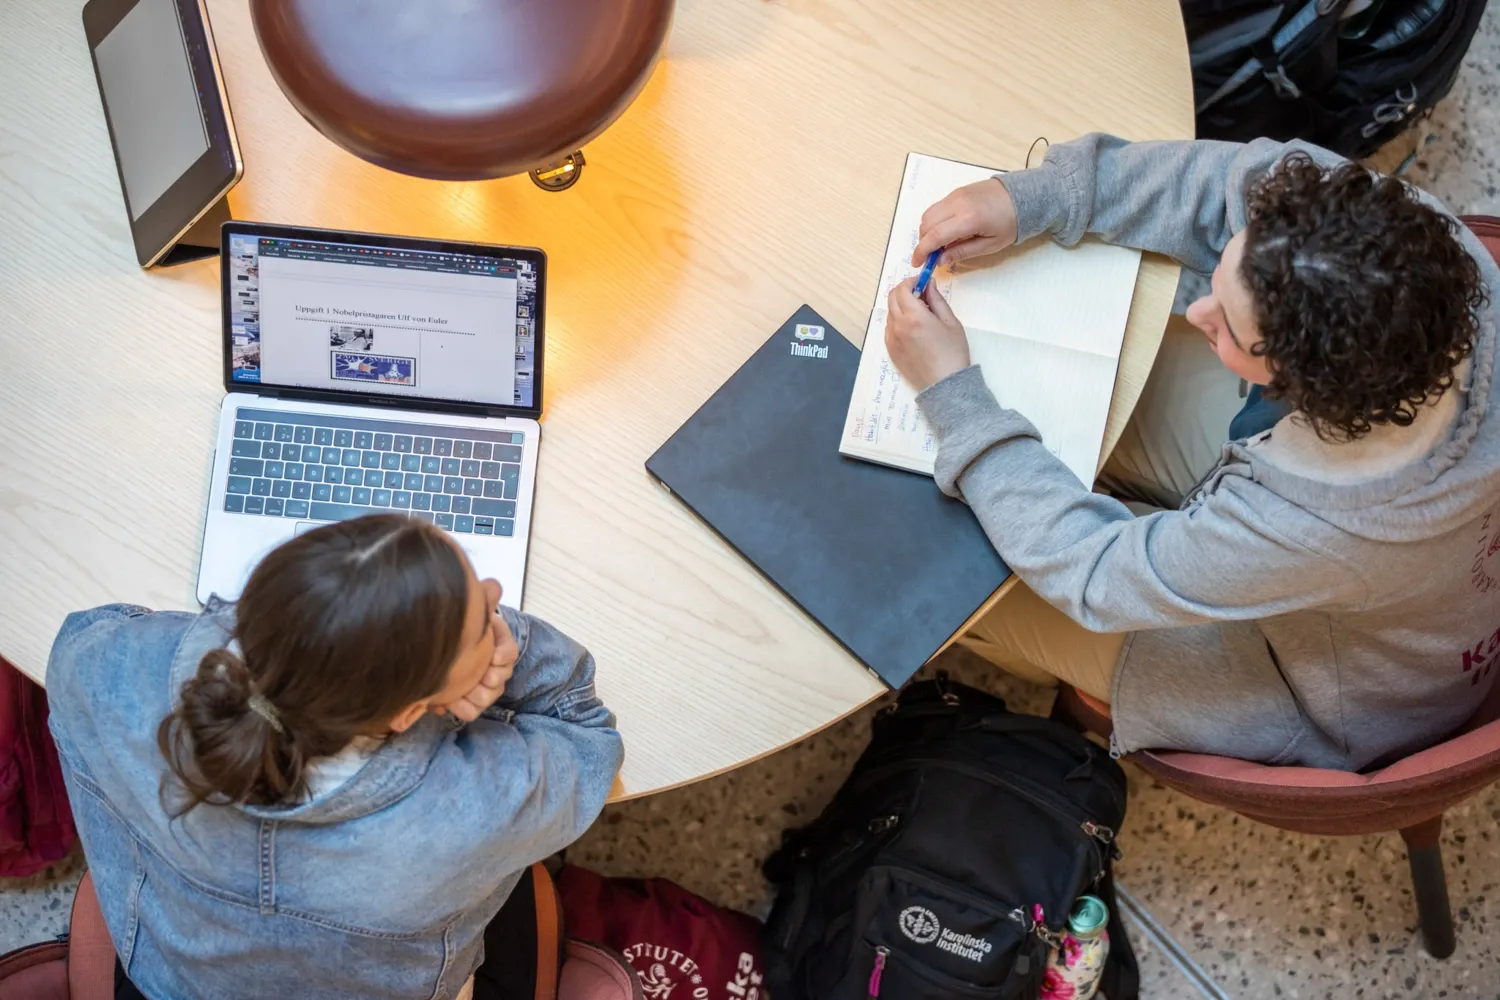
[153,195,232,268]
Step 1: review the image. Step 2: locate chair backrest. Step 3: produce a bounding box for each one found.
[1065,567,1500,831]
[0,940,68,999]
[0,872,114,1000]
[559,941,645,1000]
[1464,215,1500,262]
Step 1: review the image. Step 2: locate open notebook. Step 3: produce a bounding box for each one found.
[840,153,1143,486]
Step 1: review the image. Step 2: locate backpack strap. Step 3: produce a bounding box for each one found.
[0,939,68,992]
[1252,36,1302,100]
[474,864,560,1000]
[532,863,564,1000]
[1093,868,1140,1000]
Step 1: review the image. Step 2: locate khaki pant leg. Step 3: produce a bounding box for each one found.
[961,318,1240,702]
[1097,315,1246,509]
[958,581,1125,703]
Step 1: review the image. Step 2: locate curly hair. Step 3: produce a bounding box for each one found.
[1238,152,1488,440]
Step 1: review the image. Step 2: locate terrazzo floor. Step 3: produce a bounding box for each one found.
[5,5,1500,996]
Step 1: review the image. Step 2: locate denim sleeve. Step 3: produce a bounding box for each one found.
[997,133,1350,275]
[443,610,623,869]
[489,607,615,729]
[46,604,154,701]
[46,604,196,771]
[54,604,154,640]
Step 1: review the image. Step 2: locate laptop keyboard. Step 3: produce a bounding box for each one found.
[223,408,523,537]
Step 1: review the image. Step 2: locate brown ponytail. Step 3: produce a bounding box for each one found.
[158,515,469,813]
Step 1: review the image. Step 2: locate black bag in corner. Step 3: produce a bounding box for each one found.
[761,677,1136,1000]
[1187,0,1489,160]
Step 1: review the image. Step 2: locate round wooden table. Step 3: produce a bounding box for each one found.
[0,1,1193,797]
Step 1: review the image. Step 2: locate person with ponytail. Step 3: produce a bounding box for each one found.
[45,515,623,999]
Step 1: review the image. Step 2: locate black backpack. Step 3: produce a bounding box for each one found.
[761,677,1136,1000]
[1187,0,1489,159]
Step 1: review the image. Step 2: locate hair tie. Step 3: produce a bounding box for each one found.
[247,693,285,734]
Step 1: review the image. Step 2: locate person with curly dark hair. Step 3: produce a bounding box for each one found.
[882,133,1499,770]
[1231,152,1484,442]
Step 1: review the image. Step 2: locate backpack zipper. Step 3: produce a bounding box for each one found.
[772,811,905,958]
[861,939,1036,998]
[1029,904,1066,949]
[852,758,1122,881]
[811,813,904,879]
[854,735,1126,819]
[1082,820,1117,848]
[865,864,1059,959]
[869,863,1035,926]
[867,946,888,998]
[860,757,1118,863]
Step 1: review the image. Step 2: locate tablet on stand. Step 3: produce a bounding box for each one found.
[83,0,242,268]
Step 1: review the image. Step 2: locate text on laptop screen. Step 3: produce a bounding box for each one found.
[227,233,539,408]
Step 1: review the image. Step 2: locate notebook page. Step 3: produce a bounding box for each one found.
[841,154,996,473]
[840,153,1141,485]
[954,238,1141,484]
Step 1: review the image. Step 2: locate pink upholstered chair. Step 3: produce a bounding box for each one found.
[1053,215,1500,961]
[0,872,116,998]
[1054,678,1500,959]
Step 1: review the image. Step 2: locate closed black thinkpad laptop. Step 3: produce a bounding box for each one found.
[646,305,1010,688]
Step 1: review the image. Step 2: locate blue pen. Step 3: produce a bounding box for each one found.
[912,249,941,297]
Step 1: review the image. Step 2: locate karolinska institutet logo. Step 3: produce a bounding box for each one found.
[897,905,996,963]
[899,906,941,944]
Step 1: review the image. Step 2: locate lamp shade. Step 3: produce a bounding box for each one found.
[250,0,675,181]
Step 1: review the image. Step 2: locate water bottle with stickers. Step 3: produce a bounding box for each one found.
[1040,895,1110,1000]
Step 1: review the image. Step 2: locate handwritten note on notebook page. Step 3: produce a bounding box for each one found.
[839,153,1142,486]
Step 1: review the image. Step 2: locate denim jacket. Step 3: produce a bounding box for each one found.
[46,602,623,1000]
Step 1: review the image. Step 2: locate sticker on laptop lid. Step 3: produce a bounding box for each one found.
[794,323,825,341]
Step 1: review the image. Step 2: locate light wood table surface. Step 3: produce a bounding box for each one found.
[0,0,1193,797]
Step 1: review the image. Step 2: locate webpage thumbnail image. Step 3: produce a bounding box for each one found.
[232,322,259,373]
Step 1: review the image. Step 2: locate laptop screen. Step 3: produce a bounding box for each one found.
[226,230,541,410]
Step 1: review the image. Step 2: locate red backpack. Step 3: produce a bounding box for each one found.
[0,655,76,878]
[557,866,767,1000]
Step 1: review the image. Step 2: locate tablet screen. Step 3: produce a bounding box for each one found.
[93,0,208,220]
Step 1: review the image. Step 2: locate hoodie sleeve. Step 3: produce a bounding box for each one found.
[998,133,1349,274]
[917,368,1366,631]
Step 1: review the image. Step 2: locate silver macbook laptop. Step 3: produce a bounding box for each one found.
[197,221,546,608]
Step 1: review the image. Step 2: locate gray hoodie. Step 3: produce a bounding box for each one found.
[915,134,1500,770]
